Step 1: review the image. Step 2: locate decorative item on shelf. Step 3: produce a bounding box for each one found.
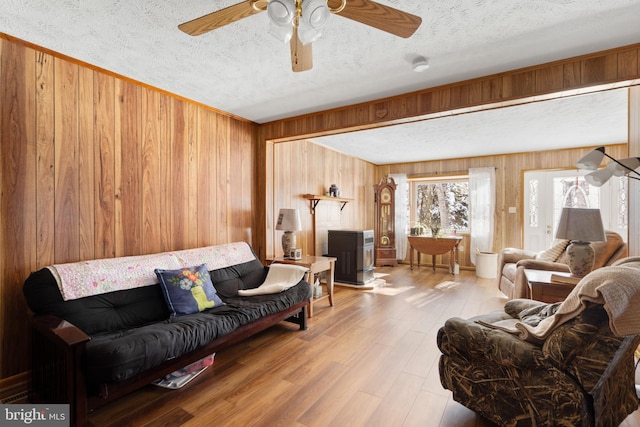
[554,207,606,276]
[576,146,640,186]
[276,208,302,258]
[329,184,340,197]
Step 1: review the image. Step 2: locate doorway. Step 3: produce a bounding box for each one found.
[523,169,627,252]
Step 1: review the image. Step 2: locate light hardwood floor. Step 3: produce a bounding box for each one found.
[87,265,640,427]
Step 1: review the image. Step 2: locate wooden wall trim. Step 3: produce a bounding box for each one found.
[259,43,640,141]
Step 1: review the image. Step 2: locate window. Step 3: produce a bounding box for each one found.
[411,176,469,233]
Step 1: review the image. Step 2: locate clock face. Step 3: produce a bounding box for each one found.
[381,189,391,203]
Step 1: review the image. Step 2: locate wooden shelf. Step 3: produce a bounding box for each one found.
[303,194,353,214]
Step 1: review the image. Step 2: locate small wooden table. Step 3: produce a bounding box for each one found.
[407,236,463,273]
[524,269,578,303]
[268,255,336,318]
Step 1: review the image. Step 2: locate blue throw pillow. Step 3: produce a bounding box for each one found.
[155,264,224,316]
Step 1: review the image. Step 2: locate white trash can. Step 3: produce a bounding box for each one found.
[475,252,498,279]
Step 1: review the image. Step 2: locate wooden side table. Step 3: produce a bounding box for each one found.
[268,255,336,318]
[407,235,463,273]
[524,269,578,303]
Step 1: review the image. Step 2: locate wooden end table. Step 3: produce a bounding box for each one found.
[407,235,463,273]
[268,255,336,318]
[524,269,578,303]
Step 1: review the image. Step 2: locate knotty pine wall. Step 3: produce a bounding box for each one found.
[0,38,257,378]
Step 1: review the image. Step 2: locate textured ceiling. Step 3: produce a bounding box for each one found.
[312,89,630,164]
[1,0,639,164]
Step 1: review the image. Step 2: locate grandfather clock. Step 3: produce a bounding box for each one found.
[374,176,397,267]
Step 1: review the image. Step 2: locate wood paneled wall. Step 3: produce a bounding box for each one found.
[256,43,640,262]
[630,87,640,256]
[0,38,257,378]
[2,36,639,383]
[268,143,629,270]
[377,144,629,255]
[268,140,375,257]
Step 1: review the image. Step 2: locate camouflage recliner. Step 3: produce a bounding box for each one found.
[438,260,640,427]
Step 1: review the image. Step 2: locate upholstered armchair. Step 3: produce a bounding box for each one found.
[498,230,627,299]
[438,257,640,427]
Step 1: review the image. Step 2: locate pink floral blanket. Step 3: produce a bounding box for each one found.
[48,242,257,301]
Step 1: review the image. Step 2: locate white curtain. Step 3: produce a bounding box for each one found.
[389,173,409,260]
[469,167,495,265]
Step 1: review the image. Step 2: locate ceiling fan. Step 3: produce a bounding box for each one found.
[179,0,422,72]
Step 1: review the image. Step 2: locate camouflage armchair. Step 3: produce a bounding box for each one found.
[437,297,640,427]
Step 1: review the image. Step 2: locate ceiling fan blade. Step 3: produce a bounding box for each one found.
[179,1,264,36]
[328,0,422,38]
[290,28,313,72]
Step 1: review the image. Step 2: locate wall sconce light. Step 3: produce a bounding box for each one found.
[576,146,640,187]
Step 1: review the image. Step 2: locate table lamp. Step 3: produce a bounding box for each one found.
[555,207,606,276]
[276,208,302,258]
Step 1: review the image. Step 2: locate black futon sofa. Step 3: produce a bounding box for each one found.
[23,242,311,427]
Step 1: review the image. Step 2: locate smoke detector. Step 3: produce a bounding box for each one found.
[412,56,430,72]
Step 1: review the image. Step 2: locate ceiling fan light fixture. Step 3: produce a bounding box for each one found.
[297,21,322,45]
[269,20,294,42]
[302,0,330,29]
[267,0,296,26]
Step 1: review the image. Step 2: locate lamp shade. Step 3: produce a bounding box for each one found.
[297,21,322,45]
[612,157,640,176]
[584,167,614,187]
[268,20,293,42]
[576,146,605,170]
[276,208,302,231]
[267,0,296,26]
[302,0,330,29]
[555,208,606,242]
